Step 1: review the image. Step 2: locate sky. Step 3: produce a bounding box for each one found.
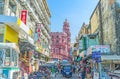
[47,0,99,43]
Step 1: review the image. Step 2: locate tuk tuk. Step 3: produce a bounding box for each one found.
[61,64,72,78]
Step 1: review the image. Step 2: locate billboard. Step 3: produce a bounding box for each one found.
[87,45,110,55]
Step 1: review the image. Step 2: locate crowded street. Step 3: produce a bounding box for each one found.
[1,0,120,79]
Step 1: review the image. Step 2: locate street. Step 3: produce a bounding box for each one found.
[54,73,79,79]
[1,0,120,79]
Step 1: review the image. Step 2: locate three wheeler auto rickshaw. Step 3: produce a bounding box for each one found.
[61,64,72,78]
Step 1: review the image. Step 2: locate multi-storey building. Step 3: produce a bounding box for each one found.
[100,0,119,53]
[90,2,103,44]
[0,0,51,78]
[90,0,120,53]
[50,19,71,61]
[77,23,89,40]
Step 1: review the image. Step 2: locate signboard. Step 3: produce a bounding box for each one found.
[92,51,101,58]
[20,10,28,25]
[19,22,29,34]
[36,23,42,43]
[87,45,110,55]
[92,51,101,62]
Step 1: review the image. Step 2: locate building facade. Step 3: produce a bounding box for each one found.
[50,19,71,61]
[0,0,51,78]
[90,0,120,53]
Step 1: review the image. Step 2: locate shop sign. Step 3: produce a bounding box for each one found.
[92,51,101,63]
[36,23,42,42]
[92,51,101,58]
[19,22,29,34]
[87,45,110,55]
[20,10,28,25]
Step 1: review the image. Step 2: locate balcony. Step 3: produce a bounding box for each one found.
[25,1,39,23]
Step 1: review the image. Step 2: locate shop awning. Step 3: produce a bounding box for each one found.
[0,15,30,34]
[101,55,120,61]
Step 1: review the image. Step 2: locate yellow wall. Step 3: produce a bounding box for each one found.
[4,25,18,44]
[90,6,100,34]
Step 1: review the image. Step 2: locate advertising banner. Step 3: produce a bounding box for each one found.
[87,45,110,55]
[20,10,28,25]
[36,23,42,43]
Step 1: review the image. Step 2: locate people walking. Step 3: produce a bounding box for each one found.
[51,66,56,79]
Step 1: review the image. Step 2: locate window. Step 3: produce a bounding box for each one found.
[0,1,4,14]
[11,49,18,66]
[9,0,16,14]
[4,49,10,66]
[5,49,10,57]
[13,50,17,66]
[12,72,19,79]
[0,49,4,66]
[0,34,3,42]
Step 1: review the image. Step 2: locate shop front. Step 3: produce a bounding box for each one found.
[0,23,18,44]
[0,43,20,79]
[19,40,35,75]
